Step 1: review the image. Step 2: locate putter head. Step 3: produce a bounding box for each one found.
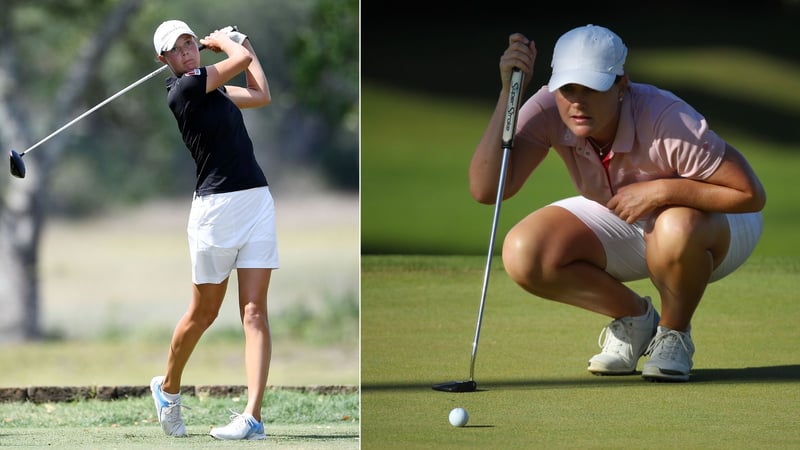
[9,150,26,178]
[432,380,478,393]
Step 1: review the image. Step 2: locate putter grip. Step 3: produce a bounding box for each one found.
[501,68,525,148]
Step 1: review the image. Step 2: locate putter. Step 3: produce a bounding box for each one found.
[8,43,211,179]
[433,68,525,393]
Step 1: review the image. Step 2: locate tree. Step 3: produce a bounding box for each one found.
[287,0,359,189]
[0,0,143,341]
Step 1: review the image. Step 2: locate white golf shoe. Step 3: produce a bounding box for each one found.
[642,326,695,382]
[149,376,187,437]
[588,297,659,375]
[210,411,266,440]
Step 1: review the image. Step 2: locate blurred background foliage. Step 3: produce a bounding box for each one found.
[7,0,357,215]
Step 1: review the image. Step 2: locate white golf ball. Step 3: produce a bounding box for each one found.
[449,407,469,427]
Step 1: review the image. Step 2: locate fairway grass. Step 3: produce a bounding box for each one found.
[1,393,359,448]
[3,424,358,449]
[361,255,800,449]
[0,338,356,387]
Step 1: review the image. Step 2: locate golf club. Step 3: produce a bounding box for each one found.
[8,42,212,179]
[433,68,525,393]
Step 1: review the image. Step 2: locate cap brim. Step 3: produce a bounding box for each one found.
[548,70,616,92]
[159,30,196,53]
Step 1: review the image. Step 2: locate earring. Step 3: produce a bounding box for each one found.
[618,96,624,102]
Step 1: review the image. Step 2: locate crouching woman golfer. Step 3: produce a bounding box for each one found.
[471,25,765,382]
[148,20,276,439]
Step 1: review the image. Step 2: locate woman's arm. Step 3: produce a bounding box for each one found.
[221,39,271,109]
[470,33,538,204]
[200,32,270,108]
[608,144,767,223]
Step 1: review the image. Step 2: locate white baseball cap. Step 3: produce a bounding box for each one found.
[153,20,196,54]
[548,25,627,93]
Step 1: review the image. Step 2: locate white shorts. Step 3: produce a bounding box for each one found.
[187,186,279,284]
[551,196,763,283]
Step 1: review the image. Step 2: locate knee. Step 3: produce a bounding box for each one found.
[502,226,547,291]
[241,303,269,330]
[646,207,728,264]
[190,308,219,330]
[647,208,711,251]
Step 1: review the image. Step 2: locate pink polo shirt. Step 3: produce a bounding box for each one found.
[515,82,727,205]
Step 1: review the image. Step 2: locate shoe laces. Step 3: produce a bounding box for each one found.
[162,401,190,426]
[597,319,632,355]
[645,329,690,360]
[226,409,256,427]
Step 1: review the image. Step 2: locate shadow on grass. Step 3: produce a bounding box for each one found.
[363,365,800,392]
[272,433,360,440]
[691,365,800,383]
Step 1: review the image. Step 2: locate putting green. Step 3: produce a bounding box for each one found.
[361,255,800,448]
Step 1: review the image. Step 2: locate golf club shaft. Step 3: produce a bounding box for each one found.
[19,64,169,156]
[469,144,511,380]
[468,68,524,381]
[19,44,206,157]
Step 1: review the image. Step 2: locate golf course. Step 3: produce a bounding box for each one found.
[0,192,359,447]
[361,9,800,447]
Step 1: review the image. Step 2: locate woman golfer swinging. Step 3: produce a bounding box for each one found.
[148,20,277,440]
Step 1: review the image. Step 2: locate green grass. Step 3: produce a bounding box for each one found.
[628,48,800,113]
[0,338,357,387]
[0,295,359,387]
[361,255,800,449]
[1,392,359,448]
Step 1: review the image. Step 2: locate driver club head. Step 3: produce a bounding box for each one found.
[9,150,26,178]
[432,380,478,393]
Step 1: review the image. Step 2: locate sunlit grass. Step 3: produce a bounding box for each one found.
[629,47,800,111]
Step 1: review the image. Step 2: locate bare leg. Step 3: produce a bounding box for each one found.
[236,268,272,423]
[644,207,730,331]
[162,280,229,394]
[502,206,645,318]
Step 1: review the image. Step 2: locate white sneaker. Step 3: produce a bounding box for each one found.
[209,411,266,440]
[149,376,187,437]
[588,297,659,375]
[642,326,695,382]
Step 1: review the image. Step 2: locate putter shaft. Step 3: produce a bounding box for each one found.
[467,68,525,381]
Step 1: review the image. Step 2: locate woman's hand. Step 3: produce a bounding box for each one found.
[607,180,666,223]
[500,33,536,92]
[199,30,236,53]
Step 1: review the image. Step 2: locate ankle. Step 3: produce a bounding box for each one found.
[658,323,691,333]
[630,296,650,319]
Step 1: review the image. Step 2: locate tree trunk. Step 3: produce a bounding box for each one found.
[0,0,142,342]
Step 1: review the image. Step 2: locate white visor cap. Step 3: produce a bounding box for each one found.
[548,24,627,92]
[153,20,197,54]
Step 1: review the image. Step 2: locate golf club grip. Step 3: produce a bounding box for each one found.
[501,68,525,148]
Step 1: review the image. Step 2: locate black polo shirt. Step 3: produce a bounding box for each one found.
[166,67,268,195]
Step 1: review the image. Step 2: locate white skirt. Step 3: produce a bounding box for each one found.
[551,196,762,283]
[187,186,279,284]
